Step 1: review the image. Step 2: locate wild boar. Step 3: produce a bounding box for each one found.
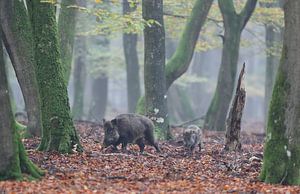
[102,113,160,153]
[183,125,202,153]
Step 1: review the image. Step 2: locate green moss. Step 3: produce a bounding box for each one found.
[260,47,290,184]
[165,0,213,89]
[135,96,145,115]
[0,122,44,181]
[32,1,82,153]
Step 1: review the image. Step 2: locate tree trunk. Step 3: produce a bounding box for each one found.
[72,35,87,120]
[72,0,87,120]
[58,0,77,84]
[204,0,257,131]
[0,0,42,137]
[224,63,246,151]
[142,0,170,139]
[88,75,108,121]
[262,0,283,126]
[123,0,141,113]
[135,0,213,116]
[0,31,43,180]
[165,0,214,90]
[260,1,300,185]
[30,0,82,153]
[264,24,281,126]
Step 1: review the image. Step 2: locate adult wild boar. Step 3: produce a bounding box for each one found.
[183,125,203,153]
[102,113,160,153]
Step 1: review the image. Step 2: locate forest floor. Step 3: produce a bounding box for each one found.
[1,121,300,193]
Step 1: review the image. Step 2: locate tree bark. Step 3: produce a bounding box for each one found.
[58,0,77,83]
[123,0,141,113]
[88,75,108,121]
[72,0,87,120]
[30,0,82,153]
[260,0,300,185]
[142,0,170,139]
[224,63,246,151]
[261,1,283,126]
[204,0,257,131]
[0,28,43,180]
[165,0,214,90]
[0,0,42,137]
[72,35,87,120]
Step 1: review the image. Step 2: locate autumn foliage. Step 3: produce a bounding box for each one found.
[0,121,300,193]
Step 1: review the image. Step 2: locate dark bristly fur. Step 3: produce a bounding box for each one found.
[103,113,160,153]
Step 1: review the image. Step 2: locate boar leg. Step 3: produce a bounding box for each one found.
[145,131,161,153]
[198,143,202,151]
[136,138,145,153]
[121,142,128,152]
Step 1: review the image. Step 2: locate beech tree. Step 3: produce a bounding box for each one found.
[260,0,300,185]
[123,0,141,113]
[137,0,213,139]
[261,0,283,123]
[0,26,43,180]
[142,0,170,138]
[205,0,257,131]
[29,0,82,153]
[1,0,43,137]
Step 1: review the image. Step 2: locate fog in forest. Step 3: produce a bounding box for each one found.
[7,23,270,134]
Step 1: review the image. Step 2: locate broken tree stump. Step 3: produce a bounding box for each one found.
[224,63,246,151]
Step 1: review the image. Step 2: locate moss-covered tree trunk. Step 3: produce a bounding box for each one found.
[0,29,43,180]
[204,0,257,131]
[165,0,213,90]
[30,0,82,153]
[261,1,282,126]
[58,0,77,83]
[142,0,170,139]
[1,0,43,137]
[260,0,300,185]
[123,0,141,113]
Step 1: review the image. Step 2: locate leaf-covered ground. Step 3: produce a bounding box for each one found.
[1,121,300,193]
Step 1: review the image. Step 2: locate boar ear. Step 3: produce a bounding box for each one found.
[111,118,117,126]
[102,118,106,124]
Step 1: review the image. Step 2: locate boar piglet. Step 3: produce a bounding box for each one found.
[183,125,203,153]
[102,113,160,153]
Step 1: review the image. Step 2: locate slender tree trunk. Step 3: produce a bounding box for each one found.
[205,28,241,131]
[88,75,108,121]
[205,0,257,131]
[123,0,141,113]
[260,1,300,185]
[30,0,82,153]
[0,0,42,137]
[72,35,87,120]
[143,0,170,139]
[58,0,77,83]
[0,29,43,180]
[87,34,110,121]
[165,0,214,89]
[72,0,87,120]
